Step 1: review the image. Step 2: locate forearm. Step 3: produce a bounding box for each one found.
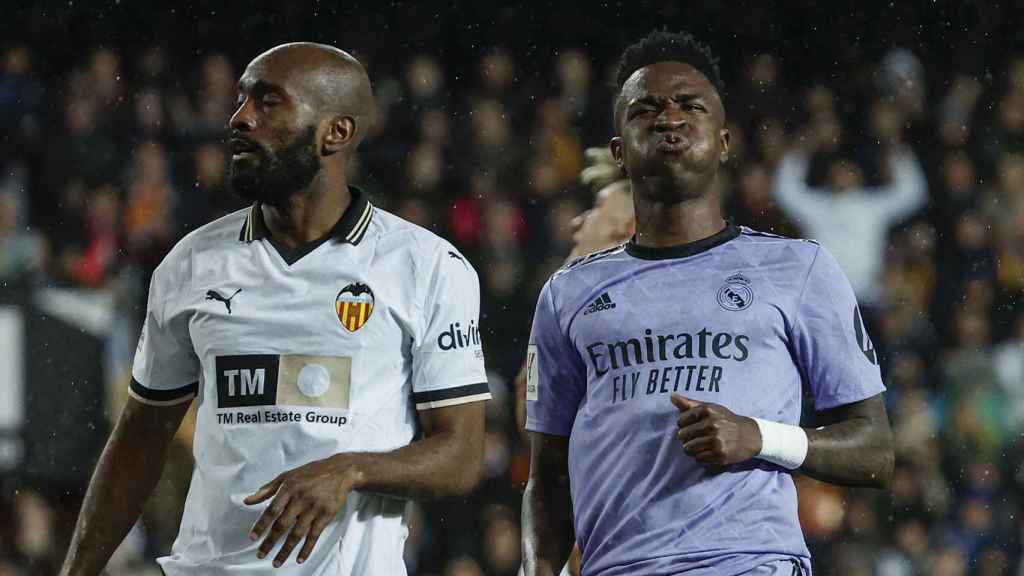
[800,416,893,488]
[60,420,175,575]
[879,150,927,217]
[515,365,528,437]
[522,477,574,576]
[347,428,480,500]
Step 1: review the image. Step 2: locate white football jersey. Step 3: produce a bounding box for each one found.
[130,187,489,575]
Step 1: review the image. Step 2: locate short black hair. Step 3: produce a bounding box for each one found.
[615,30,725,98]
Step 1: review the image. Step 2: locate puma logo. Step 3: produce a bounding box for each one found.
[206,288,242,314]
[448,250,466,266]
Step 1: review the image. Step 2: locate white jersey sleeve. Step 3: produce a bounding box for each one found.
[130,247,200,405]
[410,242,490,410]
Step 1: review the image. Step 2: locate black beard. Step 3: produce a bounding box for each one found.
[229,126,320,205]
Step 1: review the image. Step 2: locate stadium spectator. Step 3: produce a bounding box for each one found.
[774,135,927,306]
[0,191,44,281]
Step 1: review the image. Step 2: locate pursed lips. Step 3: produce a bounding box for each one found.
[655,132,688,153]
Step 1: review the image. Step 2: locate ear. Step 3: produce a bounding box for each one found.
[323,115,356,156]
[719,127,731,165]
[610,137,627,176]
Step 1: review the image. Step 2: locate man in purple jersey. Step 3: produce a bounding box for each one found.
[522,31,894,576]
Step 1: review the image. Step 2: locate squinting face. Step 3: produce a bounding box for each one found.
[228,56,321,204]
[611,61,729,202]
[568,181,633,260]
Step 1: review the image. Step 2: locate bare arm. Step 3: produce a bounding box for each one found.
[245,400,486,566]
[873,146,928,221]
[349,399,486,498]
[674,392,894,489]
[802,394,894,488]
[515,363,528,437]
[60,396,191,576]
[522,431,575,576]
[773,150,830,223]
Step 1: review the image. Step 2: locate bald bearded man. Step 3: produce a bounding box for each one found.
[60,43,489,576]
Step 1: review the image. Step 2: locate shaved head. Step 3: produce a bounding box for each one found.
[245,42,376,146]
[229,42,378,204]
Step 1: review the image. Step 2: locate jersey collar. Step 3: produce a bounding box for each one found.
[625,223,740,260]
[238,185,374,246]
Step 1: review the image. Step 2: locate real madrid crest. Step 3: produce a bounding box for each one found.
[336,283,374,332]
[717,273,753,311]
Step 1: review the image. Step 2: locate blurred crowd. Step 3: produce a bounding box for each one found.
[1,23,1024,576]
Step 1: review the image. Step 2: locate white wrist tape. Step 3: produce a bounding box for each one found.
[752,418,808,470]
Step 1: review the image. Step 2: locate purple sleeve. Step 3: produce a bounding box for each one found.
[791,245,886,410]
[525,280,586,436]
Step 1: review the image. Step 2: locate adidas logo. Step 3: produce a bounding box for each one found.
[583,292,616,315]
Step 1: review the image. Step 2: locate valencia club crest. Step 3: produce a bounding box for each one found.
[336,283,374,332]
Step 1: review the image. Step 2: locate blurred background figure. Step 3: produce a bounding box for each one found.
[0,191,44,282]
[566,148,633,261]
[773,117,927,308]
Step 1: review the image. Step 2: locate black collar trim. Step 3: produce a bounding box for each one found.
[625,224,740,260]
[237,185,374,246]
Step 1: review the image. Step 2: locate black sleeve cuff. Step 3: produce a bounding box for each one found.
[413,382,490,410]
[129,378,198,406]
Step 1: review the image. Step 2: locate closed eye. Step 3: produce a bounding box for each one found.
[234,79,287,110]
[628,107,657,119]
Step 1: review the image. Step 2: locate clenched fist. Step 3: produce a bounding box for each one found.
[671,393,762,467]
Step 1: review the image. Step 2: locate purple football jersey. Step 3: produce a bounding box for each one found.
[525,225,884,576]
